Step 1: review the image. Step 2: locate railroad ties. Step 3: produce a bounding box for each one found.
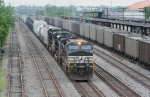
[8,26,24,97]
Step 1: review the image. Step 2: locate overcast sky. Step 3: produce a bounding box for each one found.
[4,0,142,7]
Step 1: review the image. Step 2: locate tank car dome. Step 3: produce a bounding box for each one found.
[128,0,150,9]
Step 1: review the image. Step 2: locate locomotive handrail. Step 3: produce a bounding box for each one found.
[68,58,74,72]
[89,58,94,72]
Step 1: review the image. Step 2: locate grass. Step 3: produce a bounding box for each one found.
[0,57,6,93]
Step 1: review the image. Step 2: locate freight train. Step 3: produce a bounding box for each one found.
[33,15,150,68]
[18,15,94,80]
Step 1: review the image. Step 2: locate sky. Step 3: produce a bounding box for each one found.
[4,0,143,7]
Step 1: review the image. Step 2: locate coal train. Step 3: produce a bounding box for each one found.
[17,15,94,80]
[31,15,150,68]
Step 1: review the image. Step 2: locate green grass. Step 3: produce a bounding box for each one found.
[0,57,6,93]
[0,78,5,92]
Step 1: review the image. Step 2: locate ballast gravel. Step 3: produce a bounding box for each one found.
[16,22,45,97]
[94,45,150,80]
[94,54,150,97]
[91,74,120,97]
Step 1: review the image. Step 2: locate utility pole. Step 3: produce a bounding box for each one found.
[145,7,147,25]
[123,7,125,23]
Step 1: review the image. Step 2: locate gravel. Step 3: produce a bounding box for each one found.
[94,54,150,97]
[21,22,81,97]
[94,45,150,80]
[91,74,120,97]
[16,22,45,97]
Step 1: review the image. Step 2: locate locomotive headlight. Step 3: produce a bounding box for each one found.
[77,41,82,46]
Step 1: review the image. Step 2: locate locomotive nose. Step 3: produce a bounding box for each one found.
[78,70,85,76]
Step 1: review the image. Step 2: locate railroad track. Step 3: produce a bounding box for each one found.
[8,27,24,97]
[72,81,104,97]
[94,47,150,90]
[94,64,141,97]
[17,19,63,97]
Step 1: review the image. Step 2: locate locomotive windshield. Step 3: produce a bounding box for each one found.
[81,45,92,50]
[68,45,79,49]
[68,44,92,50]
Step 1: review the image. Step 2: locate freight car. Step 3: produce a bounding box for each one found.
[139,38,150,67]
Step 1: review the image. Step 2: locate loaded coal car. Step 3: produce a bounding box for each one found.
[58,38,94,80]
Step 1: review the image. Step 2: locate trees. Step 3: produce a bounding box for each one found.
[0,1,15,48]
[44,4,71,17]
[145,6,150,19]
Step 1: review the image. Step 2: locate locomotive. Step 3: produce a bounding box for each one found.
[48,28,94,80]
[58,38,94,80]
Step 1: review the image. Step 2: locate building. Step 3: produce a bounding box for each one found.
[124,0,150,18]
[15,5,45,15]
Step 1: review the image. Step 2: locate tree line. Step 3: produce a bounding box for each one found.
[0,0,15,49]
[35,4,77,17]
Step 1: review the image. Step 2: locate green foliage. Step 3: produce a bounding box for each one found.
[0,58,6,93]
[0,0,15,47]
[145,6,150,19]
[111,6,127,12]
[36,10,45,16]
[0,78,5,92]
[44,4,71,17]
